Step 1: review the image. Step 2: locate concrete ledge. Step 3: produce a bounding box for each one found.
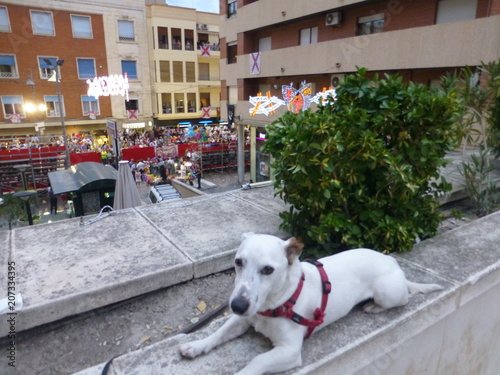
[73,211,500,375]
[0,187,287,337]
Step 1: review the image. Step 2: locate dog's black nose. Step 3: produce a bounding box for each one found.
[231,297,250,315]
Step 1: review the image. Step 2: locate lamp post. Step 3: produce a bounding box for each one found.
[13,190,37,226]
[44,58,70,169]
[13,164,31,190]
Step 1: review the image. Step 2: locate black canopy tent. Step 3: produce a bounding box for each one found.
[48,162,117,217]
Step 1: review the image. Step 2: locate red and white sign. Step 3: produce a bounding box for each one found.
[8,114,22,123]
[88,111,97,120]
[201,106,211,119]
[127,109,138,120]
[201,45,211,57]
[250,52,261,75]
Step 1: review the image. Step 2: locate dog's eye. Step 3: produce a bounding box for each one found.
[235,258,243,268]
[261,266,274,275]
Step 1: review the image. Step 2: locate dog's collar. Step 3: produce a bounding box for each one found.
[258,260,331,339]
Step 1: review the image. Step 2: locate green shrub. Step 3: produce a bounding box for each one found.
[263,68,461,255]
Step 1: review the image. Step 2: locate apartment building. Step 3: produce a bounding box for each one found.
[218,0,500,183]
[146,1,221,126]
[0,0,152,140]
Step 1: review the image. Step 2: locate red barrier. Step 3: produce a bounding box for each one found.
[121,146,156,162]
[70,152,102,165]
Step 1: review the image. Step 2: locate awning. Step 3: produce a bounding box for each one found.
[48,162,117,195]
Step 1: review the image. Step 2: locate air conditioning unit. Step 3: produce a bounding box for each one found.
[330,74,344,88]
[325,11,342,26]
[197,23,208,30]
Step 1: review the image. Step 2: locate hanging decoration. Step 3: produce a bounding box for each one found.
[250,52,261,75]
[248,82,337,116]
[201,44,211,57]
[8,114,22,123]
[201,107,211,118]
[127,109,138,120]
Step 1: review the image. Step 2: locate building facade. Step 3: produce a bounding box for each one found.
[0,0,152,141]
[218,0,500,183]
[147,1,221,127]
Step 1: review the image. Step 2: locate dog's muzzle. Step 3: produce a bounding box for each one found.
[230,296,250,315]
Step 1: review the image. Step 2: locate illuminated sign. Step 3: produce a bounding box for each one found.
[87,73,129,100]
[249,82,337,116]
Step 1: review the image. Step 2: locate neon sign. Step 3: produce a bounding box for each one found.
[87,73,129,100]
[249,82,336,116]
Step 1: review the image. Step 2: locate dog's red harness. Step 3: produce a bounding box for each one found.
[258,260,331,339]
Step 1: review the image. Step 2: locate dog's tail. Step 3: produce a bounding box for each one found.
[407,281,444,295]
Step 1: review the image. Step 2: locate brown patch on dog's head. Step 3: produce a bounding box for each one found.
[284,237,304,265]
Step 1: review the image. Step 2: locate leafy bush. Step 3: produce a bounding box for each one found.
[263,68,461,255]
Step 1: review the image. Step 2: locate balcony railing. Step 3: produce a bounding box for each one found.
[0,71,19,79]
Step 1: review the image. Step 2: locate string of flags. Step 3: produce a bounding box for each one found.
[249,81,337,116]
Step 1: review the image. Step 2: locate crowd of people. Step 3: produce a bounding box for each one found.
[1,123,245,186]
[0,123,241,154]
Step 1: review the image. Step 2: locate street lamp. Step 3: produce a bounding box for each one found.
[44,58,70,169]
[13,190,37,226]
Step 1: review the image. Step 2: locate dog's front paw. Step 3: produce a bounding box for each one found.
[179,339,210,359]
[362,301,387,314]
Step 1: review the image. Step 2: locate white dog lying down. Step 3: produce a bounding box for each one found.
[180,233,443,375]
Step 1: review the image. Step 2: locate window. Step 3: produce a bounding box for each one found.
[173,61,183,83]
[300,27,318,45]
[159,61,170,82]
[121,60,137,79]
[77,58,96,79]
[259,37,271,52]
[200,92,211,108]
[172,28,182,50]
[185,29,194,50]
[71,15,92,39]
[187,93,196,113]
[228,0,237,18]
[125,99,139,117]
[186,62,195,82]
[436,0,477,24]
[357,13,384,35]
[118,20,135,42]
[44,95,65,117]
[31,10,55,36]
[0,54,18,78]
[199,62,210,80]
[161,93,172,114]
[174,93,184,113]
[38,57,56,79]
[2,96,24,118]
[0,7,11,33]
[158,27,169,49]
[227,43,237,64]
[82,95,99,116]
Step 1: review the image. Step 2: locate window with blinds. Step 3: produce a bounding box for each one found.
[71,15,92,39]
[118,20,135,42]
[31,10,55,36]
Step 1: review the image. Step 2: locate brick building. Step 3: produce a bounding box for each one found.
[217,0,500,183]
[0,0,152,140]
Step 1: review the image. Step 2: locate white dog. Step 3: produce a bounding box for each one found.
[180,233,443,374]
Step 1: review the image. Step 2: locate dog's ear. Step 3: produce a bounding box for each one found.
[284,237,304,265]
[241,232,255,242]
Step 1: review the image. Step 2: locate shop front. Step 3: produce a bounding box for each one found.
[246,125,272,184]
